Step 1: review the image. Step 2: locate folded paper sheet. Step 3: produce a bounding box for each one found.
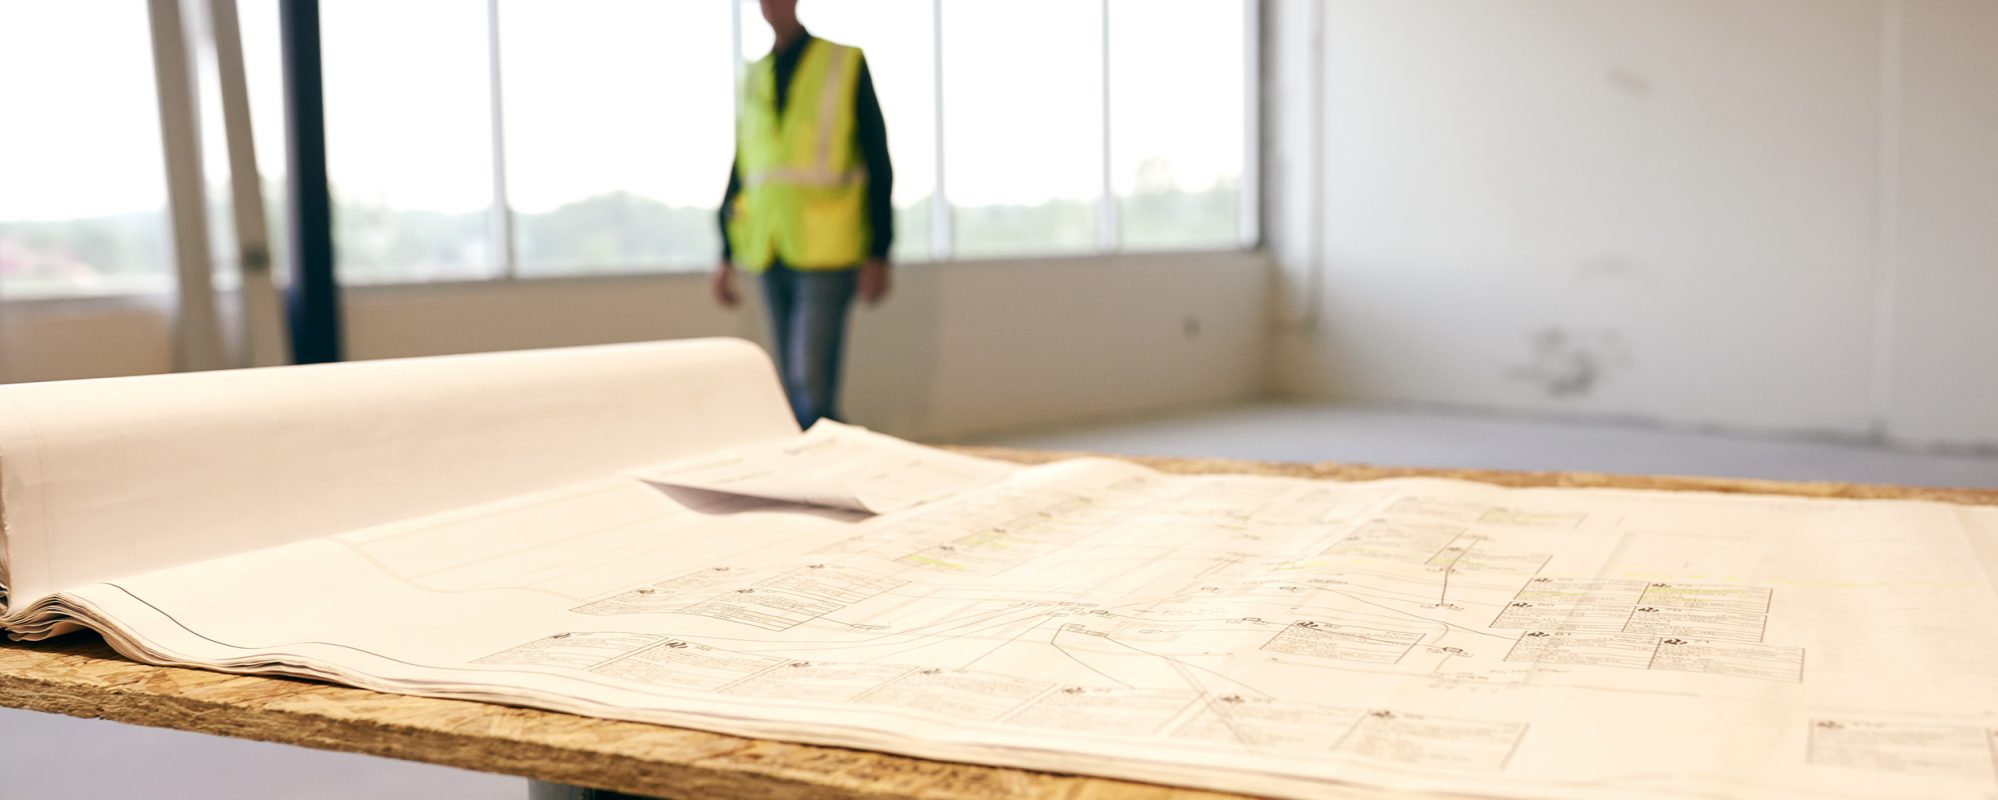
[632,420,1017,514]
[3,339,1997,800]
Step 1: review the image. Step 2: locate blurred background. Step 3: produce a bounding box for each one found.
[1,0,1995,796]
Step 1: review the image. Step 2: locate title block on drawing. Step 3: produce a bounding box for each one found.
[1648,638,1803,682]
[1490,601,1635,632]
[1620,606,1768,642]
[1637,583,1773,613]
[1262,620,1422,664]
[1503,631,1660,670]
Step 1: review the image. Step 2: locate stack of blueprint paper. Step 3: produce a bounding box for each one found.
[2,339,1995,799]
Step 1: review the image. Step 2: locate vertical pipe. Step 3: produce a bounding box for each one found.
[279,0,342,363]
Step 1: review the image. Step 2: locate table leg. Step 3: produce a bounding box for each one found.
[526,780,664,800]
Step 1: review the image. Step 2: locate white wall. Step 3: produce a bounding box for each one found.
[1884,0,1998,447]
[1267,0,1998,448]
[5,252,1270,442]
[0,296,174,383]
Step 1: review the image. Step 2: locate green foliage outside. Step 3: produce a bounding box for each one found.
[0,182,1240,296]
[0,212,172,297]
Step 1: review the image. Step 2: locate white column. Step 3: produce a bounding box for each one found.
[149,0,231,372]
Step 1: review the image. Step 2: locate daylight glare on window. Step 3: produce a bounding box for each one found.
[5,0,1254,295]
[0,1,173,298]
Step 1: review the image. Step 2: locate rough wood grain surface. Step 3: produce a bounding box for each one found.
[2,449,1991,799]
[957,449,1998,507]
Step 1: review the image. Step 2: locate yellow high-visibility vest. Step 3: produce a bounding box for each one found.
[728,38,869,272]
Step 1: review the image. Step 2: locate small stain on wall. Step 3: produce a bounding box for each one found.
[1507,327,1630,398]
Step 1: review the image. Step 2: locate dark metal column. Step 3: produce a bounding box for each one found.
[279,0,342,363]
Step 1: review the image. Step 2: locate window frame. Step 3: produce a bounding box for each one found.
[12,0,1264,301]
[472,0,1260,279]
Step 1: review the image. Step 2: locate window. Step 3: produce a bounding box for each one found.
[322,0,498,283]
[0,1,173,298]
[502,0,733,275]
[5,0,1255,296]
[1110,0,1247,250]
[942,0,1102,259]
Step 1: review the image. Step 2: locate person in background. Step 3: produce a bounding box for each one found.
[711,0,894,431]
[532,7,886,796]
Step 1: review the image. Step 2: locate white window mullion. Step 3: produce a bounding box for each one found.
[1240,0,1261,249]
[485,0,516,278]
[930,0,950,261]
[731,0,744,92]
[1096,0,1116,254]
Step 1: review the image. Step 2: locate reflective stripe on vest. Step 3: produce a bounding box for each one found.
[729,39,869,272]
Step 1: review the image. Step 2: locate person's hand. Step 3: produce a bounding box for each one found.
[711,261,740,309]
[858,258,890,306]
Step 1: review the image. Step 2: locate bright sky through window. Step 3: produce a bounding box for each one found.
[2,0,1248,284]
[0,1,166,221]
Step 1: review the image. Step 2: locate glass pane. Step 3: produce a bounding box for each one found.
[0,1,173,298]
[795,0,936,264]
[942,0,1101,259]
[503,0,732,276]
[323,0,496,282]
[1110,0,1244,250]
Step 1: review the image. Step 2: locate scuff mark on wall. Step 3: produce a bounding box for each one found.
[1507,327,1631,398]
[1606,65,1652,99]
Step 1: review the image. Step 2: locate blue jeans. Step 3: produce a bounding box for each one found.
[759,260,858,429]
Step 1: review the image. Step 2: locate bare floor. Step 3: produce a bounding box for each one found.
[987,402,1998,489]
[6,402,1996,798]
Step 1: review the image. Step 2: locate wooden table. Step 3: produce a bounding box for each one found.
[4,450,1994,799]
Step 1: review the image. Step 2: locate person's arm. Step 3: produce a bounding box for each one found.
[718,160,742,263]
[713,159,743,308]
[854,56,893,303]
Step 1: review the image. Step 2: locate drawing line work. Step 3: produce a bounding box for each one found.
[3,342,1995,800]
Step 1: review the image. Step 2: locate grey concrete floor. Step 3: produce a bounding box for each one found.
[987,402,1998,489]
[6,401,1996,798]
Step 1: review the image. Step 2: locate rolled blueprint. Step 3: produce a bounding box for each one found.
[0,338,795,620]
